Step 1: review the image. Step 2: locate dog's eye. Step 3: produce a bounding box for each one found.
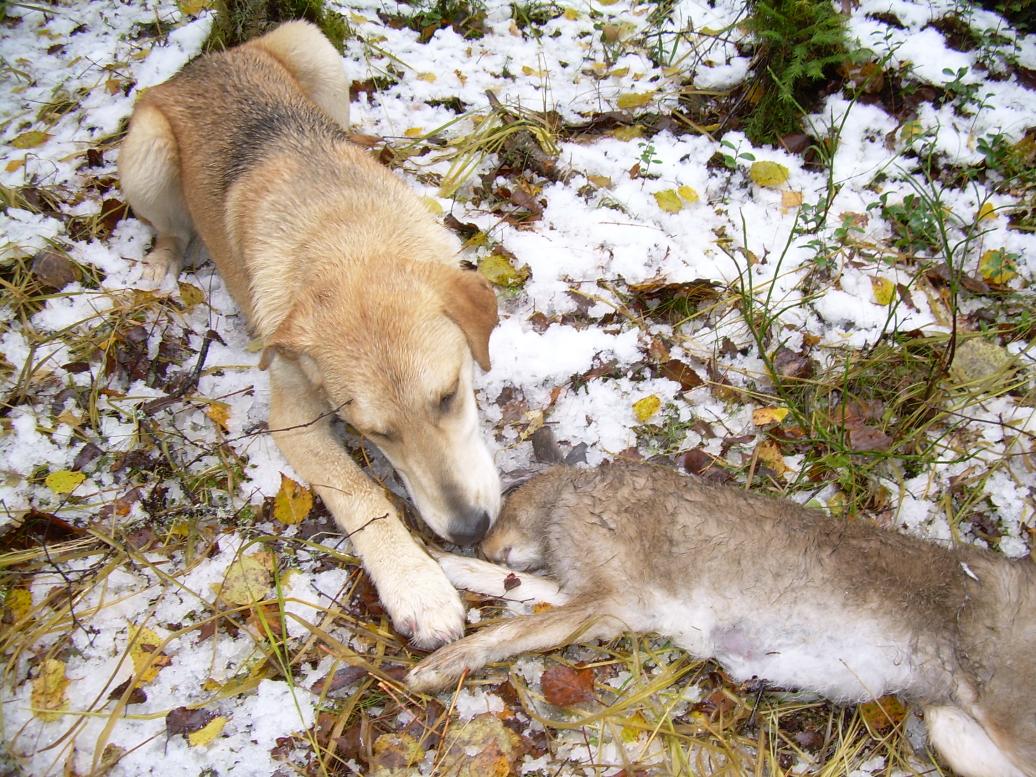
[439,390,457,414]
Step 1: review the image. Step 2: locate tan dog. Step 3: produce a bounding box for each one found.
[408,462,1036,777]
[118,22,502,647]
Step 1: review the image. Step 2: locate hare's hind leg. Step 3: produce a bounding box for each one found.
[119,103,193,282]
[924,705,1030,777]
[406,597,622,692]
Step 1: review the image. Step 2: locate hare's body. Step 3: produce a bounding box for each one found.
[409,462,1036,777]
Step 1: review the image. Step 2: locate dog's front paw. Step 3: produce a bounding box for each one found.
[406,640,487,692]
[376,555,466,649]
[140,244,180,285]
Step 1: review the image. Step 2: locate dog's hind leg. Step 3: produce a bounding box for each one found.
[253,21,351,129]
[119,103,193,283]
[406,597,623,691]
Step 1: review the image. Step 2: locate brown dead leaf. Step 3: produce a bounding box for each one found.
[859,695,907,733]
[847,425,892,452]
[659,359,703,391]
[165,706,215,739]
[541,664,594,706]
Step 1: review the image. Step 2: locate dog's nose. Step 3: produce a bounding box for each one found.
[450,511,490,547]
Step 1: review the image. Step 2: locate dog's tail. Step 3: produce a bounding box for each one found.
[250,21,351,129]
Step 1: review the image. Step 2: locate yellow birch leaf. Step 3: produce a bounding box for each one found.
[416,72,436,82]
[478,254,530,288]
[10,131,51,150]
[677,185,700,203]
[5,588,32,621]
[749,161,790,188]
[752,407,789,426]
[5,158,24,172]
[611,125,643,141]
[899,120,924,141]
[587,174,612,188]
[608,66,630,78]
[755,438,788,475]
[349,12,368,24]
[979,249,1017,285]
[130,626,171,683]
[563,7,579,19]
[781,190,803,209]
[178,281,205,308]
[616,92,653,110]
[404,127,424,138]
[188,716,227,746]
[31,658,68,721]
[633,395,661,422]
[45,470,85,494]
[178,0,210,15]
[653,189,683,214]
[532,601,554,613]
[217,555,271,606]
[273,473,313,526]
[871,276,895,306]
[977,202,996,221]
[206,401,231,431]
[597,0,618,5]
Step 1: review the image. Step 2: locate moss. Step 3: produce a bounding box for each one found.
[205,0,350,52]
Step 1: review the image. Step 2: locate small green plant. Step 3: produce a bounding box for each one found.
[718,138,756,170]
[394,0,488,42]
[510,0,562,35]
[637,141,662,176]
[871,193,943,255]
[205,0,350,51]
[743,0,852,144]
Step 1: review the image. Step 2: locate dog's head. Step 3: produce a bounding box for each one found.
[265,262,501,546]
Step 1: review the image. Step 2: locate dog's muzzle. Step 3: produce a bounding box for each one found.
[449,510,491,547]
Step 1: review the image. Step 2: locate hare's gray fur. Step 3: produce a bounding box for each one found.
[408,462,1036,777]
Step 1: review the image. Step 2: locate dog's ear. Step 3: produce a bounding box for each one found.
[440,268,498,371]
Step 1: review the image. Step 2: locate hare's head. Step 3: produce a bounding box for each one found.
[479,474,558,570]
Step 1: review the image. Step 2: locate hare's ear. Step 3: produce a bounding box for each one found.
[439,268,498,371]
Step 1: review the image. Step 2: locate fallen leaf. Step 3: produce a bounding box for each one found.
[273,474,313,525]
[31,248,78,290]
[979,249,1017,285]
[206,401,231,431]
[653,189,683,213]
[178,281,205,309]
[616,92,653,110]
[541,664,594,706]
[166,706,215,738]
[371,731,425,771]
[752,407,789,426]
[5,158,24,172]
[31,658,68,721]
[129,626,171,683]
[216,554,272,606]
[4,588,32,621]
[478,253,530,288]
[632,394,661,422]
[977,202,996,221]
[749,160,789,188]
[107,677,147,704]
[10,130,51,149]
[754,438,788,475]
[847,425,892,452]
[660,359,703,390]
[899,120,924,141]
[587,174,612,188]
[178,0,210,15]
[404,127,424,138]
[420,195,444,215]
[859,695,907,733]
[188,715,227,746]
[781,190,803,209]
[45,470,85,495]
[677,185,700,203]
[503,572,521,591]
[416,72,436,82]
[563,7,579,19]
[438,714,521,777]
[611,125,643,141]
[871,276,895,306]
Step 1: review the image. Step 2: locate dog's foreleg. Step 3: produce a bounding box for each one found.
[434,552,568,606]
[406,597,621,691]
[268,357,465,648]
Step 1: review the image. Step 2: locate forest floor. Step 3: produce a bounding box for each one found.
[1,0,1035,774]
